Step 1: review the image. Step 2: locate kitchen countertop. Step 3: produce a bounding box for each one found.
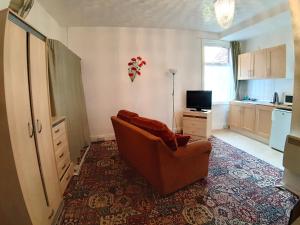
[231,100,292,110]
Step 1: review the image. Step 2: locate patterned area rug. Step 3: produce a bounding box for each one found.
[60,137,298,225]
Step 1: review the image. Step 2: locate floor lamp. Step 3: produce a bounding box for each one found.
[169,69,177,132]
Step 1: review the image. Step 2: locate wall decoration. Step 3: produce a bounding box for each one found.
[128,56,146,82]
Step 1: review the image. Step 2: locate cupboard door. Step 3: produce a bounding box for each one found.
[255,105,274,140]
[229,104,242,128]
[267,45,286,78]
[241,105,256,132]
[4,21,49,225]
[238,53,253,80]
[253,49,267,78]
[28,34,62,220]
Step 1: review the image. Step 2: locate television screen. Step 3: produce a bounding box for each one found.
[186,90,212,111]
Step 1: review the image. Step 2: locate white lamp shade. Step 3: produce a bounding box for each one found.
[214,0,235,29]
[169,69,177,75]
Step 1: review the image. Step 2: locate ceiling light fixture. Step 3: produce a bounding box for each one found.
[214,0,235,29]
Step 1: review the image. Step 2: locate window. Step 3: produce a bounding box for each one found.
[203,44,235,103]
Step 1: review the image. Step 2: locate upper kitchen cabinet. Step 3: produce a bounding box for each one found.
[238,52,253,80]
[267,45,286,78]
[253,49,268,78]
[238,44,286,80]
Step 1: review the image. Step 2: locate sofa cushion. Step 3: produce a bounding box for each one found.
[175,134,191,147]
[130,116,177,151]
[117,110,138,123]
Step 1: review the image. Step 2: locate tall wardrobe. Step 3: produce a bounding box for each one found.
[0,9,62,225]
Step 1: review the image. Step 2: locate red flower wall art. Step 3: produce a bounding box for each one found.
[128,56,146,82]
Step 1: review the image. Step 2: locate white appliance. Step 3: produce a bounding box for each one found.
[270,108,292,152]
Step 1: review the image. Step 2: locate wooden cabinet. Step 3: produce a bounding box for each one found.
[1,19,51,225]
[238,45,286,80]
[255,105,274,139]
[182,110,212,139]
[229,101,274,143]
[0,10,62,225]
[238,52,253,80]
[229,103,242,128]
[52,118,73,194]
[267,45,286,78]
[241,104,256,132]
[253,49,267,78]
[29,33,62,214]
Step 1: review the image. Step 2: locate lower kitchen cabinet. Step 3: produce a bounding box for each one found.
[241,104,256,133]
[229,101,274,143]
[255,105,274,139]
[229,103,242,129]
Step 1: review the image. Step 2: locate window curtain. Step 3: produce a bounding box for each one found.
[9,0,34,18]
[230,41,241,99]
[47,39,91,163]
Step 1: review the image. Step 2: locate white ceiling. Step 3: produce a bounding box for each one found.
[38,0,288,34]
[221,11,291,41]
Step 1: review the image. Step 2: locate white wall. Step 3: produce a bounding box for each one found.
[212,104,229,130]
[240,26,294,102]
[0,0,68,45]
[68,27,210,139]
[26,1,68,45]
[0,0,9,10]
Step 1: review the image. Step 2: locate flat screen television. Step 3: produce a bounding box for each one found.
[186,90,212,111]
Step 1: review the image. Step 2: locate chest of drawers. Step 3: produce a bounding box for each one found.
[52,117,73,194]
[182,110,212,139]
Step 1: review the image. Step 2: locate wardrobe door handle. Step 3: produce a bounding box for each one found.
[28,122,34,138]
[37,120,43,133]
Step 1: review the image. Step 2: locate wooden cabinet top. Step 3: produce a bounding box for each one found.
[183,110,212,117]
[51,116,66,127]
[230,100,292,110]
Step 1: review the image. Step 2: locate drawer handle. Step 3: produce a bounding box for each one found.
[59,153,64,158]
[62,164,67,170]
[48,209,54,220]
[54,129,60,133]
[57,141,62,146]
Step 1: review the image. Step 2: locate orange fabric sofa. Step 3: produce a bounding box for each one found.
[111,116,212,195]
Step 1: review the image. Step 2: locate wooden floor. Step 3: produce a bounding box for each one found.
[212,129,284,170]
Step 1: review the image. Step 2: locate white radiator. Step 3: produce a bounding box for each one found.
[283,135,300,196]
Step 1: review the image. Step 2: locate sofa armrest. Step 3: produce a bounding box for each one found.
[175,140,212,159]
[157,140,212,194]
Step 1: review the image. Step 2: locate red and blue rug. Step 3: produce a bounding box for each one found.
[61,137,298,225]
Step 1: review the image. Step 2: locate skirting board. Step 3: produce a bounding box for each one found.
[73,145,91,176]
[90,133,116,142]
[73,134,116,175]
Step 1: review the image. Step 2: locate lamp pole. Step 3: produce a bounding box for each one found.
[169,69,177,132]
[172,73,175,132]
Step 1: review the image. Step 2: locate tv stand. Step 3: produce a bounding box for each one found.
[190,109,208,112]
[182,110,212,139]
